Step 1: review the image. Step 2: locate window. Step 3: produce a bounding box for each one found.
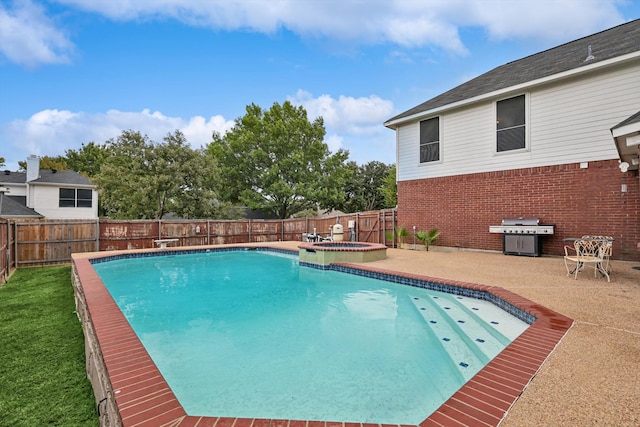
[77,189,93,207]
[59,188,92,208]
[420,117,440,163]
[496,94,526,152]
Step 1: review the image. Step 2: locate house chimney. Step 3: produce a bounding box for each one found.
[27,155,40,182]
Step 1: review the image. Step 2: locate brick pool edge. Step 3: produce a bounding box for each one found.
[71,246,573,427]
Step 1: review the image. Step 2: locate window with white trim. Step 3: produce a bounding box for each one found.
[496,94,526,152]
[419,117,440,163]
[59,188,92,208]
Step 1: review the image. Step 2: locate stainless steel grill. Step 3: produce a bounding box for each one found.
[489,217,554,256]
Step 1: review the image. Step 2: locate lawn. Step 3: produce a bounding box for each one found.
[0,266,98,426]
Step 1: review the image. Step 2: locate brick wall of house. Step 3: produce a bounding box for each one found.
[398,159,640,261]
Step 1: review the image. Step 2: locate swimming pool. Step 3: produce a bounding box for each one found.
[92,250,529,424]
[71,244,573,426]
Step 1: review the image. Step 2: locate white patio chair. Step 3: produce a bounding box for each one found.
[564,238,611,282]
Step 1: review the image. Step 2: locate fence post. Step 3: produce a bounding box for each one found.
[392,209,396,247]
[95,219,100,252]
[1,220,7,282]
[13,221,18,267]
[382,210,385,245]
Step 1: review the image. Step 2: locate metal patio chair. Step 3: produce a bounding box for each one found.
[564,238,612,282]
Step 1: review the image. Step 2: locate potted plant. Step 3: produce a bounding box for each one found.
[416,228,440,251]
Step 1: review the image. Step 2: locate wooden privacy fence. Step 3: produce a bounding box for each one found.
[0,210,397,280]
[0,220,10,283]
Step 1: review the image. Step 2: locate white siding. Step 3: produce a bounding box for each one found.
[397,61,640,182]
[31,185,98,219]
[2,183,26,197]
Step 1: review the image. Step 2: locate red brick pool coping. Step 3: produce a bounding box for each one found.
[72,247,573,427]
[298,242,388,251]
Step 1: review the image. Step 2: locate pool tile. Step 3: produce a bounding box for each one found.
[121,402,184,426]
[215,418,238,427]
[253,419,273,427]
[233,419,255,427]
[186,417,219,427]
[439,399,499,426]
[271,419,290,427]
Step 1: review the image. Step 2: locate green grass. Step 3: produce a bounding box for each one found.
[0,266,98,426]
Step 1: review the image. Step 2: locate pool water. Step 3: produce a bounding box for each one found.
[93,250,529,424]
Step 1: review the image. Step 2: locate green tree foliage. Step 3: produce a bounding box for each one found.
[95,129,221,219]
[380,164,397,208]
[65,142,109,177]
[0,157,5,168]
[339,160,394,213]
[208,101,351,219]
[18,155,68,171]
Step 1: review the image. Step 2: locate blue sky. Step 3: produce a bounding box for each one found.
[1,0,639,171]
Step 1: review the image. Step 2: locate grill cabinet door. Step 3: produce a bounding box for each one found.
[503,234,540,256]
[519,235,536,254]
[503,235,520,253]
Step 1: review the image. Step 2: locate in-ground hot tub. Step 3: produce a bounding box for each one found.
[298,241,387,265]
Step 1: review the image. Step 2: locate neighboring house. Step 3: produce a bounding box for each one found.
[385,19,640,260]
[0,155,98,219]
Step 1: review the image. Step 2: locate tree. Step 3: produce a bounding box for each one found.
[208,101,351,219]
[65,142,109,177]
[0,157,5,168]
[18,155,68,171]
[340,160,393,213]
[380,164,397,208]
[95,129,222,219]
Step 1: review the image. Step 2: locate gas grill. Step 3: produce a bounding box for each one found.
[489,217,554,256]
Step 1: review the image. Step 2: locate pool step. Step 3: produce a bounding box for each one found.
[409,294,510,381]
[451,294,529,341]
[428,293,512,360]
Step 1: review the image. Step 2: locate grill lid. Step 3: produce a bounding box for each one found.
[501,217,539,226]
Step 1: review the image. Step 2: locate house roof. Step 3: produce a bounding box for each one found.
[611,110,640,130]
[0,195,42,218]
[0,169,94,186]
[611,110,640,171]
[386,19,640,125]
[0,170,27,184]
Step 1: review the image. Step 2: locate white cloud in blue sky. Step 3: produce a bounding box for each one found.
[0,0,73,67]
[0,0,637,170]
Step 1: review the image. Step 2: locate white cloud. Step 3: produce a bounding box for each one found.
[1,108,235,169]
[0,0,74,67]
[285,90,396,163]
[1,0,628,67]
[323,134,344,153]
[462,0,625,42]
[290,90,394,136]
[56,0,626,49]
[0,93,397,170]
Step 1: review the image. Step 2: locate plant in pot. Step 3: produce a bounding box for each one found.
[416,228,440,251]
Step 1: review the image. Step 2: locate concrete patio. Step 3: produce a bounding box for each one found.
[272,242,640,426]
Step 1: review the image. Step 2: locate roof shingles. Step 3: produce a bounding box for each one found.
[386,19,640,124]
